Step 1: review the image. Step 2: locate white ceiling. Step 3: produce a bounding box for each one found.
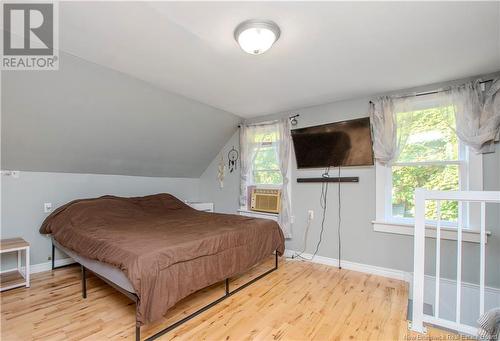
[60,1,500,118]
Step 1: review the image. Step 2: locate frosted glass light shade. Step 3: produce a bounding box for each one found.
[234,20,280,55]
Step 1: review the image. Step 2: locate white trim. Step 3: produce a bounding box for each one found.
[285,249,500,296]
[423,315,477,336]
[238,208,278,217]
[375,151,483,228]
[187,202,214,212]
[415,274,500,298]
[238,209,278,222]
[247,183,282,189]
[393,160,462,167]
[285,248,500,335]
[1,258,75,275]
[435,201,442,319]
[284,249,412,282]
[416,274,500,330]
[411,190,499,202]
[411,188,426,333]
[411,189,500,335]
[375,162,391,221]
[372,220,491,243]
[414,275,500,336]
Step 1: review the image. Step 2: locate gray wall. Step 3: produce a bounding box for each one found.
[1,51,241,178]
[0,171,199,269]
[1,51,241,269]
[200,78,500,288]
[199,132,240,214]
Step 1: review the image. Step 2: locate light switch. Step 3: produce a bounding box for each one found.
[44,203,53,213]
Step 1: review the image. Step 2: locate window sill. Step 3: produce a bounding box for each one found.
[372,220,490,244]
[249,184,283,188]
[237,209,279,221]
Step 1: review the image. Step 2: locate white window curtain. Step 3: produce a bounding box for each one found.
[369,96,412,165]
[369,78,500,164]
[239,122,276,207]
[449,78,500,153]
[239,119,292,238]
[239,125,251,208]
[277,118,292,238]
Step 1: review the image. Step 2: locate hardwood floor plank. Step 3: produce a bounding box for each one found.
[1,258,456,340]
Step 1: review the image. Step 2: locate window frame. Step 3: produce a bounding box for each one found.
[249,139,283,187]
[374,102,483,232]
[375,154,483,231]
[387,142,466,226]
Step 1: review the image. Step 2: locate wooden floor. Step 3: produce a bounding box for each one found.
[1,257,455,340]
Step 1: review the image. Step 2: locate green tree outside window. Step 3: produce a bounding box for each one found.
[252,132,282,185]
[392,106,460,222]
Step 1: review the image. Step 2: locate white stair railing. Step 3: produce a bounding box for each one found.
[411,189,500,335]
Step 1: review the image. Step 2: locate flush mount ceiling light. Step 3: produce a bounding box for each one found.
[234,20,281,55]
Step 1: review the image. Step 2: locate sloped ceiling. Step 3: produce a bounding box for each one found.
[58,1,500,117]
[1,51,241,177]
[2,1,499,177]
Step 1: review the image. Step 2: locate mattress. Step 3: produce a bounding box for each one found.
[40,193,285,324]
[53,238,135,293]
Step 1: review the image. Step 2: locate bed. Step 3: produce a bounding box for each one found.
[40,193,285,341]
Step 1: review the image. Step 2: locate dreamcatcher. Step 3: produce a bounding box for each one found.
[227,146,239,173]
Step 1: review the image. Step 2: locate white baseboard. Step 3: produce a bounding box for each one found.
[419,274,500,327]
[1,258,76,275]
[285,249,500,328]
[32,258,76,273]
[284,249,412,282]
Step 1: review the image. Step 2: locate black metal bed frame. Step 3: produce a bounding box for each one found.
[52,243,279,341]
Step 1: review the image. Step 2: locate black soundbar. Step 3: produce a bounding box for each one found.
[296,177,359,183]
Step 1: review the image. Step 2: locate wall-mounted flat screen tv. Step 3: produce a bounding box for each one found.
[291,117,374,168]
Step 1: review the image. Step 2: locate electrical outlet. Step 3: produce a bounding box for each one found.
[308,210,314,221]
[44,203,53,213]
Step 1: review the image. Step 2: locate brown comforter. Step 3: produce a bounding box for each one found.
[40,193,285,324]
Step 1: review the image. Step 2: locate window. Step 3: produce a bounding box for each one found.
[251,132,282,185]
[239,119,292,237]
[375,97,482,230]
[392,105,461,223]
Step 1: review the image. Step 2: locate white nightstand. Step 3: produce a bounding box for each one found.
[0,238,30,291]
[187,202,214,212]
[237,209,278,222]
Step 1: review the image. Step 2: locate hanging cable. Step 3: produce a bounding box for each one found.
[293,167,330,261]
[291,166,342,268]
[295,215,312,257]
[313,167,330,257]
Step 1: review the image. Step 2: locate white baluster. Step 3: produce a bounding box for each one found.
[435,200,441,319]
[456,202,463,325]
[411,188,426,333]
